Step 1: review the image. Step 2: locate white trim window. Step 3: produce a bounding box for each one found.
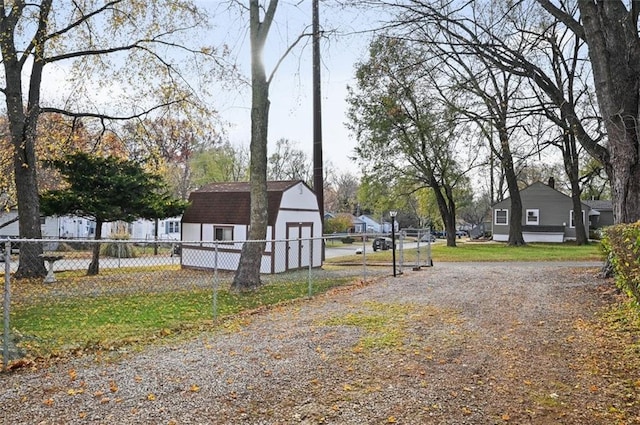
[526,209,539,225]
[166,220,180,234]
[214,226,233,241]
[569,210,585,228]
[494,209,508,225]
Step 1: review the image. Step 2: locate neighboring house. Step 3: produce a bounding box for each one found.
[582,199,614,230]
[127,217,182,241]
[1,209,182,241]
[180,180,322,274]
[0,210,91,239]
[358,215,382,233]
[351,215,366,233]
[492,181,599,243]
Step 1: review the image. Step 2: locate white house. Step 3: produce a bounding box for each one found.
[126,217,182,241]
[0,210,79,238]
[180,180,322,274]
[1,210,182,241]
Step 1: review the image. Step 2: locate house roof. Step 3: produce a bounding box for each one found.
[182,180,310,226]
[582,199,613,211]
[493,182,591,209]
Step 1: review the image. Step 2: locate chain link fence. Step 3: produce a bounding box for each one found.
[1,233,433,370]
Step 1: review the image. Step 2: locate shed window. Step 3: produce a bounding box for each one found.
[214,226,233,241]
[494,209,508,225]
[569,210,585,228]
[526,209,539,225]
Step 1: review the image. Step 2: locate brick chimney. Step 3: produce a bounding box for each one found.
[548,177,555,188]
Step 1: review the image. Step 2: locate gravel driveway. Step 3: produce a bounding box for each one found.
[1,261,634,424]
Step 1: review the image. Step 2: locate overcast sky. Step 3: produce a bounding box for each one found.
[204,1,380,175]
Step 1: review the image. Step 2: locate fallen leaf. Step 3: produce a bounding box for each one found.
[147,393,156,401]
[190,384,200,393]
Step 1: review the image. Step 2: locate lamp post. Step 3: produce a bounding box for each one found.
[390,211,397,277]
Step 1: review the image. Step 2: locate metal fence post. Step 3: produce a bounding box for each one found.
[426,226,433,267]
[398,231,404,275]
[307,237,313,298]
[3,241,11,371]
[362,235,367,283]
[213,241,219,321]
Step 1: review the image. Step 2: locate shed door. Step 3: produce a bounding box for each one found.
[287,223,312,270]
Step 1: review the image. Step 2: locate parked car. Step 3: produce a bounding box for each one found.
[432,230,446,238]
[420,233,436,243]
[372,237,393,251]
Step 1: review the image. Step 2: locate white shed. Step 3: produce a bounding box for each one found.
[180,180,322,274]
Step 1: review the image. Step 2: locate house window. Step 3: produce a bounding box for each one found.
[494,209,508,225]
[166,220,180,234]
[569,210,585,228]
[526,209,539,225]
[214,226,233,241]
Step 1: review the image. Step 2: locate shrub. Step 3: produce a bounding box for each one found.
[341,236,354,244]
[602,222,640,304]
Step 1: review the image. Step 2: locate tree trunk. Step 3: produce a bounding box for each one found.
[432,185,457,248]
[578,0,640,224]
[497,127,525,246]
[232,0,277,291]
[0,0,52,278]
[563,134,588,245]
[88,219,102,276]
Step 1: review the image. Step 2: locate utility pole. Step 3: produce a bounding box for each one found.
[312,0,324,233]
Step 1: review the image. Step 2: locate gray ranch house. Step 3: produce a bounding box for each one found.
[492,181,609,243]
[180,180,322,274]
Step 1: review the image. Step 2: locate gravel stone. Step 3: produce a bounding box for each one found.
[1,261,629,424]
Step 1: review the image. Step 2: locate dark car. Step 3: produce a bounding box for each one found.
[372,237,393,251]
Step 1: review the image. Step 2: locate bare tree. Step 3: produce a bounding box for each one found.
[537,0,640,225]
[231,0,316,290]
[232,0,278,290]
[0,1,222,277]
[367,0,608,244]
[267,138,313,184]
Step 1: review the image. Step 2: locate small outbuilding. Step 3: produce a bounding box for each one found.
[180,180,322,273]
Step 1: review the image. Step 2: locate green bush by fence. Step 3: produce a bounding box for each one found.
[602,222,640,304]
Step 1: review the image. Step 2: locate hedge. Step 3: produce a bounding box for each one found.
[602,222,640,305]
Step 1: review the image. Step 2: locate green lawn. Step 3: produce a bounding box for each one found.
[4,240,604,365]
[326,240,605,263]
[5,273,353,362]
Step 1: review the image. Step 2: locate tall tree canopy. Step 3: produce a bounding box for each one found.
[40,152,188,275]
[347,37,476,247]
[537,0,640,225]
[0,0,222,277]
